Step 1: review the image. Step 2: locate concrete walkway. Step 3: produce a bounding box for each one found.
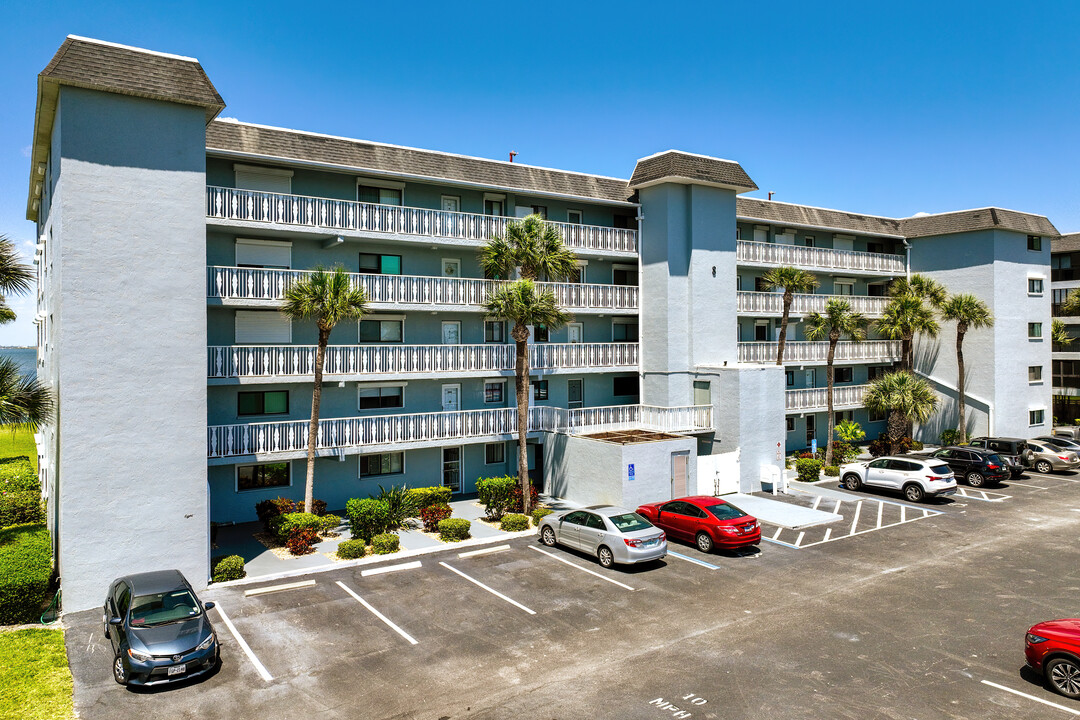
[726,492,842,530]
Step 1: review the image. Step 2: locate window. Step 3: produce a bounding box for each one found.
[237,462,290,492]
[1028,235,1042,251]
[754,322,769,341]
[360,452,404,477]
[613,322,639,342]
[833,281,854,296]
[533,324,549,342]
[834,410,853,424]
[613,265,638,286]
[867,242,885,254]
[786,370,794,387]
[1030,409,1045,426]
[693,381,711,406]
[1029,322,1043,339]
[567,210,583,224]
[358,386,404,409]
[754,277,769,292]
[358,185,402,206]
[360,319,403,343]
[568,263,586,284]
[1029,366,1043,382]
[235,238,291,269]
[485,321,505,343]
[484,199,504,216]
[834,367,854,383]
[234,164,292,194]
[613,214,632,229]
[485,443,505,464]
[786,417,795,432]
[868,408,886,423]
[238,391,289,416]
[804,235,815,248]
[235,311,291,344]
[867,283,887,297]
[613,375,638,397]
[532,380,549,401]
[735,227,742,241]
[358,253,401,275]
[531,205,548,219]
[1029,278,1044,294]
[484,381,505,404]
[867,366,888,381]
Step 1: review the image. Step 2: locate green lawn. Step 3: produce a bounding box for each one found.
[0,629,74,720]
[0,426,36,471]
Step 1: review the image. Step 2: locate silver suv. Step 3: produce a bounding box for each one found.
[840,456,957,503]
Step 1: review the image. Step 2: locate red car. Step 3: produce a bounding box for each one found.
[1026,619,1080,699]
[636,496,760,553]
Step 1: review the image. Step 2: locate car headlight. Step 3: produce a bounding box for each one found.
[1027,633,1048,644]
[196,634,216,652]
[127,647,153,662]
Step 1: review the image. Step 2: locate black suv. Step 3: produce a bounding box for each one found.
[967,437,1030,477]
[914,446,1010,487]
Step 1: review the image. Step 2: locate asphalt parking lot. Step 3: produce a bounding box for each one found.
[64,468,1080,720]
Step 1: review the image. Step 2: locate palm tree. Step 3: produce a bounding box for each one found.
[1052,319,1073,348]
[804,299,865,466]
[281,266,369,513]
[0,235,34,323]
[480,215,578,514]
[891,273,947,309]
[864,371,939,455]
[941,293,993,443]
[760,267,819,365]
[1061,289,1080,318]
[877,294,939,372]
[0,358,53,430]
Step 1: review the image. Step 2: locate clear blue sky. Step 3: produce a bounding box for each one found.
[1,0,1077,345]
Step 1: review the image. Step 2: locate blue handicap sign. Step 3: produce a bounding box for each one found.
[628,463,635,480]
[811,438,817,455]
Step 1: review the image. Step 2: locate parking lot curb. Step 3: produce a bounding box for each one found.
[208,528,538,590]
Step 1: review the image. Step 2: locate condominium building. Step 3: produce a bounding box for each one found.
[1051,234,1080,421]
[26,36,1057,611]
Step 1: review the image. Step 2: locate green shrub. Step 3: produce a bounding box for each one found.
[377,485,416,529]
[406,486,452,510]
[823,465,840,477]
[0,457,37,494]
[319,514,342,534]
[272,512,323,542]
[346,498,391,543]
[476,476,516,520]
[211,555,246,582]
[336,539,367,560]
[939,429,961,446]
[255,497,327,532]
[438,518,471,542]
[419,503,452,531]
[371,533,400,555]
[500,513,529,532]
[795,458,823,483]
[910,440,924,451]
[0,491,44,528]
[530,507,553,526]
[0,524,52,625]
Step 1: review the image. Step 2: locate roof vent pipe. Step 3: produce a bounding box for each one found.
[509,151,518,163]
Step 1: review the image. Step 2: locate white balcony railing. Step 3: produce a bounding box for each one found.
[785,384,868,412]
[208,342,639,379]
[207,404,712,458]
[738,340,901,365]
[206,186,637,254]
[207,266,639,311]
[737,240,905,274]
[736,291,890,318]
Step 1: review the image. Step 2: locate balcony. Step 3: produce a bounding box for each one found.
[206,186,637,255]
[786,384,868,412]
[207,404,712,460]
[737,291,889,318]
[208,342,639,381]
[737,240,905,275]
[208,267,638,314]
[739,340,901,365]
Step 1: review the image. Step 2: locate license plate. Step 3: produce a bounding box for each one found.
[642,538,658,547]
[167,665,187,676]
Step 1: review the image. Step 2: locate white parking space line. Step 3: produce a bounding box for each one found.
[529,546,637,589]
[438,562,536,615]
[980,679,1080,716]
[811,496,822,511]
[849,501,863,535]
[335,581,418,645]
[822,528,832,542]
[876,501,884,526]
[771,527,783,540]
[953,487,1011,502]
[1009,481,1050,490]
[794,531,806,548]
[458,545,510,559]
[900,505,906,523]
[244,580,316,597]
[760,497,944,550]
[832,500,842,515]
[212,603,273,682]
[360,560,422,577]
[666,550,720,570]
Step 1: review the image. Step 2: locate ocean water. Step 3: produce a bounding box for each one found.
[0,347,36,376]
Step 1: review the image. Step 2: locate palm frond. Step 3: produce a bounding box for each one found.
[0,358,53,430]
[483,279,573,332]
[803,299,865,342]
[0,236,34,298]
[281,266,369,330]
[863,370,938,424]
[941,293,993,331]
[760,266,819,294]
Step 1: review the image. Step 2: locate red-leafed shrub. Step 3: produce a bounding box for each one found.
[509,483,539,514]
[285,527,319,555]
[419,503,452,532]
[255,497,327,531]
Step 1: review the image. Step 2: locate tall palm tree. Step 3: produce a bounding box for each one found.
[941,293,993,443]
[480,215,578,514]
[877,294,939,372]
[1061,289,1080,317]
[760,267,819,365]
[1052,319,1074,348]
[804,299,865,466]
[864,371,939,455]
[0,235,34,323]
[281,266,369,513]
[0,358,53,430]
[891,273,947,309]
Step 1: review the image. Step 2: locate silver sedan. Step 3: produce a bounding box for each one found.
[538,505,667,568]
[1027,440,1080,473]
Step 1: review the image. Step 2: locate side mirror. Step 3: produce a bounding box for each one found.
[203,601,215,611]
[108,617,123,626]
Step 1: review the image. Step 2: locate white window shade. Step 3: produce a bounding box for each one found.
[235,239,292,269]
[236,311,292,344]
[235,165,293,194]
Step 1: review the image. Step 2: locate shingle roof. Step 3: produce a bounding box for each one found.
[900,208,1058,239]
[206,120,636,205]
[1053,233,1080,254]
[736,197,904,237]
[629,150,757,192]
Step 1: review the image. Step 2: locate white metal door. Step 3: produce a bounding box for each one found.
[567,379,583,409]
[671,452,689,499]
[567,323,583,344]
[805,369,816,388]
[441,258,461,278]
[441,321,461,345]
[441,384,460,412]
[441,196,460,213]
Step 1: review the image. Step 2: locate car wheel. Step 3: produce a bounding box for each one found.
[112,654,128,685]
[1036,460,1053,474]
[541,526,556,547]
[1047,657,1080,699]
[696,532,714,553]
[843,474,862,491]
[903,484,925,503]
[597,546,615,568]
[966,472,985,488]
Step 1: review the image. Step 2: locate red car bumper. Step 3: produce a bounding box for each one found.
[714,528,761,548]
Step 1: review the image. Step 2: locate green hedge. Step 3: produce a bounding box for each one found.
[0,524,52,625]
[336,539,367,560]
[530,507,553,526]
[438,518,471,542]
[211,555,246,583]
[795,458,823,483]
[371,533,400,555]
[405,486,451,510]
[476,476,516,520]
[500,513,529,532]
[346,498,390,543]
[0,491,44,528]
[823,465,840,477]
[270,512,323,542]
[319,514,342,534]
[0,457,37,494]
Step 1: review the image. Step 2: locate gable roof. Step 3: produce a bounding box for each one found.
[736,197,904,238]
[900,207,1058,239]
[1053,233,1080,254]
[629,150,757,192]
[206,120,637,205]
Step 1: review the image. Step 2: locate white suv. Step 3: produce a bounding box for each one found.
[840,456,957,503]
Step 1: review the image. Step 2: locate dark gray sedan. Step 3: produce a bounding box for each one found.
[103,569,219,686]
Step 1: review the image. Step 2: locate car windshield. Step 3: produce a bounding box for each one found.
[129,590,201,627]
[608,512,653,533]
[705,503,748,520]
[930,465,951,475]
